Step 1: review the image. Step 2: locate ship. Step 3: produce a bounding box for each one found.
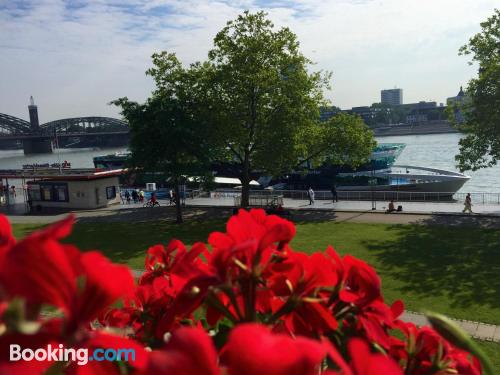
[282,143,470,198]
[93,144,470,197]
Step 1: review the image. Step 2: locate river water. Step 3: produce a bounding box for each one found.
[0,133,498,192]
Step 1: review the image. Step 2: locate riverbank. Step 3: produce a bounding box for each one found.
[373,121,458,137]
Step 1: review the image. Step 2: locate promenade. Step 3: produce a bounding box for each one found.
[188,196,500,215]
[4,195,500,226]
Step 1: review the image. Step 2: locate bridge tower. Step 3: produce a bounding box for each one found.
[28,96,40,130]
[23,96,53,154]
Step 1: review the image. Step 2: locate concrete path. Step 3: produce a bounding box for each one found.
[189,196,500,215]
[402,311,500,343]
[5,199,500,229]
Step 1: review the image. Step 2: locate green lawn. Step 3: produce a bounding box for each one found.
[11,219,500,369]
[12,220,500,325]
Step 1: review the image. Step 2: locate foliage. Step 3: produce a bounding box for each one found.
[307,113,376,168]
[112,53,215,223]
[205,11,373,206]
[0,212,487,374]
[453,9,500,171]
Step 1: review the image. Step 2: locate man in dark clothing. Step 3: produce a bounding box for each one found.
[331,185,338,203]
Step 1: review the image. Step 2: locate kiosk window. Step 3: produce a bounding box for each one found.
[54,185,67,201]
[40,183,69,202]
[106,186,116,199]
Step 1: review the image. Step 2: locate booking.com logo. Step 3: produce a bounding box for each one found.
[10,344,136,366]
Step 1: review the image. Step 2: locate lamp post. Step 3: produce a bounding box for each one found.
[369,169,377,210]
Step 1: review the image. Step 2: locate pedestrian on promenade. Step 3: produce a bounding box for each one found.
[386,199,397,213]
[331,185,338,203]
[125,190,131,204]
[169,189,174,205]
[139,189,145,203]
[308,187,315,205]
[463,193,473,214]
[131,189,139,203]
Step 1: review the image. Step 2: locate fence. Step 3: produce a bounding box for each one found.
[233,194,284,207]
[208,189,500,205]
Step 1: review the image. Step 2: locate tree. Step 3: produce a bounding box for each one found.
[206,11,373,207]
[112,53,214,223]
[453,9,500,171]
[305,113,376,169]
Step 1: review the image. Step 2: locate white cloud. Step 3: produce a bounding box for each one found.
[0,0,497,122]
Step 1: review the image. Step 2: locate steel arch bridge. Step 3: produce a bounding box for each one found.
[0,113,128,136]
[0,113,31,134]
[40,116,129,134]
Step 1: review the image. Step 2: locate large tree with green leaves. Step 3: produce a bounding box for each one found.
[453,9,500,171]
[112,53,214,223]
[207,11,374,206]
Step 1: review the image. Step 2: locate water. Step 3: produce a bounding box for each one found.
[0,147,127,170]
[376,133,500,192]
[0,133,498,192]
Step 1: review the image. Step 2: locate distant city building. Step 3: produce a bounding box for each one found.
[381,88,403,106]
[319,106,340,122]
[447,86,468,123]
[446,86,466,106]
[349,106,374,124]
[399,101,437,111]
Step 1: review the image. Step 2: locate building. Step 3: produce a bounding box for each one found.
[381,88,403,106]
[447,86,466,106]
[319,106,340,122]
[0,168,123,212]
[349,106,374,124]
[447,86,468,123]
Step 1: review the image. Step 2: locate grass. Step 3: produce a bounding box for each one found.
[11,219,500,324]
[476,340,500,370]
[10,219,500,370]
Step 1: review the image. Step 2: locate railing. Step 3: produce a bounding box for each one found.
[208,189,500,204]
[233,194,284,207]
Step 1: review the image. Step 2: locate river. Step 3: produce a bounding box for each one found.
[0,133,498,192]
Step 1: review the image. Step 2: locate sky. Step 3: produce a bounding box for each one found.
[0,0,498,123]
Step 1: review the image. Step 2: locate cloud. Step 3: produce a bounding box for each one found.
[0,0,498,122]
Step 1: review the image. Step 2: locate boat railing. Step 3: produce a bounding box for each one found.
[204,189,500,204]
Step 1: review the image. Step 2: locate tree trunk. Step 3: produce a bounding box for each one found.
[174,181,183,224]
[240,151,251,208]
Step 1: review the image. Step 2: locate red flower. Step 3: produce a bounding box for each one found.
[0,215,15,256]
[68,251,134,330]
[348,338,403,374]
[208,209,295,281]
[339,255,381,308]
[222,323,350,375]
[0,215,80,313]
[146,326,220,375]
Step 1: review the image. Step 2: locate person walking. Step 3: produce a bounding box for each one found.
[308,187,315,205]
[331,185,338,203]
[124,190,131,204]
[463,193,473,213]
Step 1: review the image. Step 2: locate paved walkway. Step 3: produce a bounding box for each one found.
[189,196,500,215]
[402,311,500,343]
[5,198,500,228]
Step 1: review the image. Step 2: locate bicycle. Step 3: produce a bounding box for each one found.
[143,200,160,208]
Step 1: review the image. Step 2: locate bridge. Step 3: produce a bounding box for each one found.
[0,101,130,154]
